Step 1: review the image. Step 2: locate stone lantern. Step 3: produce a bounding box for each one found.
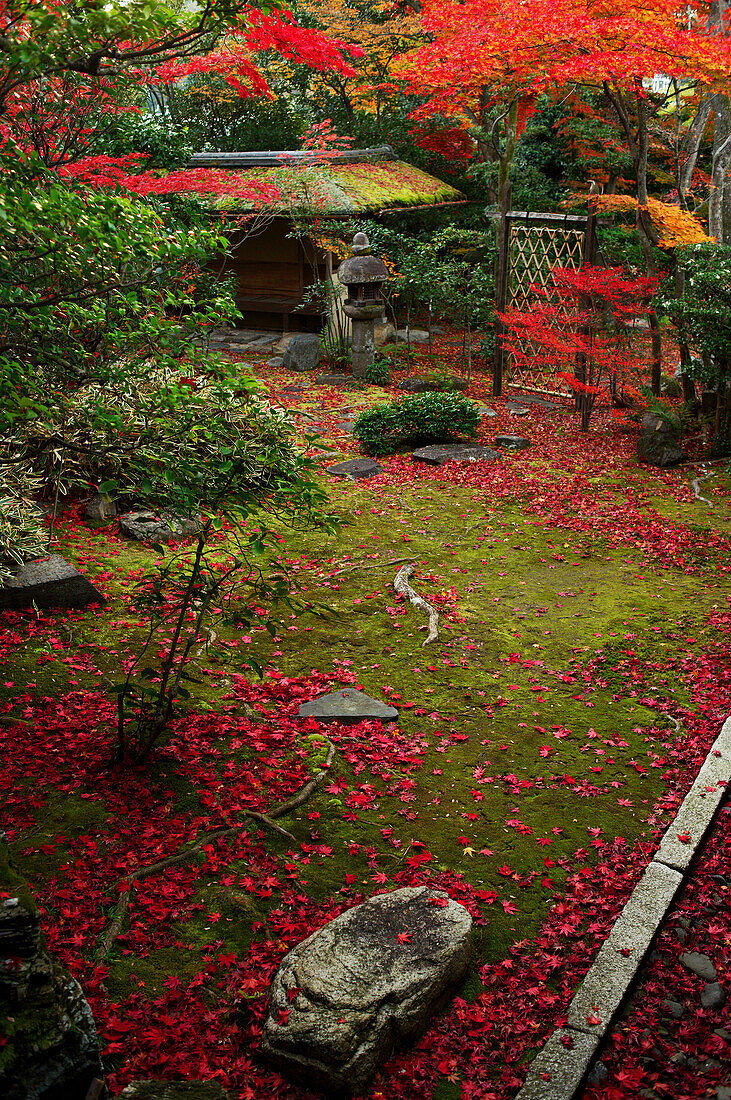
[337,232,389,379]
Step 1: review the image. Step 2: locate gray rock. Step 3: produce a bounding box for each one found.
[681,951,717,982]
[327,459,383,480]
[507,394,559,410]
[282,334,322,373]
[119,511,200,543]
[701,982,726,1010]
[398,376,467,394]
[84,494,117,523]
[507,403,530,417]
[637,412,683,467]
[119,1084,228,1100]
[476,406,497,418]
[260,886,472,1095]
[395,328,430,345]
[333,421,356,434]
[0,555,106,611]
[267,357,285,368]
[298,687,397,725]
[374,321,396,347]
[495,435,531,451]
[654,752,729,872]
[411,444,500,466]
[663,999,684,1019]
[716,1086,731,1100]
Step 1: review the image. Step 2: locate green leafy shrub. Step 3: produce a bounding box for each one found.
[365,359,392,386]
[419,371,467,392]
[353,392,480,454]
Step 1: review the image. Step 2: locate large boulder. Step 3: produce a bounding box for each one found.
[374,321,396,348]
[0,555,106,611]
[0,842,102,1100]
[260,886,472,1095]
[119,1085,228,1100]
[282,334,322,373]
[637,412,683,467]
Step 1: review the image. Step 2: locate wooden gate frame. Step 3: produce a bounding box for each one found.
[492,193,597,396]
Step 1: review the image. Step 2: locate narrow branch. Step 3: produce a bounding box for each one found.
[393,563,439,646]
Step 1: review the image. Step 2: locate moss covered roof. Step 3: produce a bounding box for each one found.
[208,158,465,215]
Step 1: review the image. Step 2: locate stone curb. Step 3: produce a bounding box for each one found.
[516,715,731,1100]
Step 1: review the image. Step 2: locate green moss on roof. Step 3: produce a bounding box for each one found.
[208,159,463,215]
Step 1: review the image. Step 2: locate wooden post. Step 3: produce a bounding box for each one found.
[493,181,512,397]
[583,199,597,266]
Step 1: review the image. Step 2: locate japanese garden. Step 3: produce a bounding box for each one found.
[1,3,731,1100]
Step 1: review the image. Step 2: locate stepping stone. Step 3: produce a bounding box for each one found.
[333,420,355,434]
[261,886,472,1095]
[506,403,530,416]
[119,1084,229,1100]
[411,444,499,466]
[0,555,106,611]
[495,435,531,451]
[267,357,284,368]
[315,373,355,386]
[327,459,383,480]
[280,385,307,395]
[508,394,559,410]
[476,406,497,418]
[298,687,397,725]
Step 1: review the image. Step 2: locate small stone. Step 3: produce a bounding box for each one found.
[327,459,383,480]
[717,1085,731,1100]
[84,494,117,523]
[476,406,497,418]
[119,511,200,543]
[637,412,683,467]
[713,1028,730,1040]
[0,555,106,611]
[411,444,500,466]
[507,404,530,416]
[267,357,285,368]
[663,999,684,1019]
[282,333,322,373]
[298,687,398,725]
[260,886,472,1095]
[701,982,726,1010]
[495,435,530,451]
[587,1061,608,1085]
[333,421,355,434]
[374,321,396,347]
[681,951,717,982]
[670,1052,687,1066]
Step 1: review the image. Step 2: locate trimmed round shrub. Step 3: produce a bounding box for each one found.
[353,391,481,455]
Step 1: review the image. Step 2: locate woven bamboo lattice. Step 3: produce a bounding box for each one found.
[507,223,586,396]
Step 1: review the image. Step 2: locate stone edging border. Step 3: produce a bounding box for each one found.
[516,714,731,1100]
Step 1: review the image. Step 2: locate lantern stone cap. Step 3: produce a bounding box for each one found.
[338,235,389,285]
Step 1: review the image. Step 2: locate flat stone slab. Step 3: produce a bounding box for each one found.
[119,1084,229,1100]
[476,405,497,418]
[333,420,356,434]
[260,886,472,1095]
[495,435,531,451]
[517,1026,600,1100]
[566,861,682,1038]
[507,403,530,416]
[0,555,106,611]
[508,394,559,410]
[316,373,355,386]
[327,459,383,480]
[654,750,730,872]
[412,444,500,466]
[267,356,284,368]
[298,687,397,725]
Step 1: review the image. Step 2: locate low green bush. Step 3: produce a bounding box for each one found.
[353,391,480,454]
[365,358,392,386]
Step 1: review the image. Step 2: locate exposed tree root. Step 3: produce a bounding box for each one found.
[394,562,439,646]
[95,740,335,961]
[692,465,717,507]
[332,555,413,578]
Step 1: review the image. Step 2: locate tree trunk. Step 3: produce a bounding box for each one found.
[710,95,731,243]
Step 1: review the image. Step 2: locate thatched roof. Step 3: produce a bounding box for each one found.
[188,147,465,215]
